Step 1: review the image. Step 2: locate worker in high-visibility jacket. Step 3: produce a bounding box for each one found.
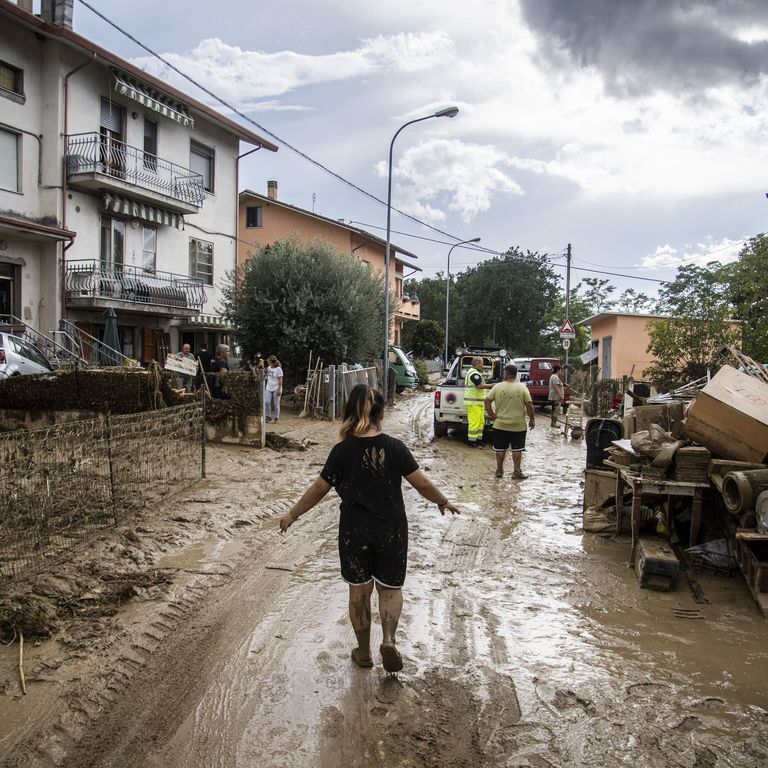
[464,356,493,447]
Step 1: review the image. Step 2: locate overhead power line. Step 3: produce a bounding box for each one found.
[76,0,489,247]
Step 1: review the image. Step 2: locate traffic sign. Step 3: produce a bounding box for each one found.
[559,319,576,339]
[562,339,571,350]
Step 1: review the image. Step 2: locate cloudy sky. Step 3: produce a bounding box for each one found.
[72,0,768,297]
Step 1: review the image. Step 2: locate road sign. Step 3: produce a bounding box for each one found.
[559,319,576,339]
[562,339,571,350]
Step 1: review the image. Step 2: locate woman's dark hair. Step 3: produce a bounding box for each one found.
[268,355,280,367]
[339,384,385,440]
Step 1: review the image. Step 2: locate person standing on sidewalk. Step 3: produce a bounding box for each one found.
[485,363,535,479]
[548,364,564,428]
[279,384,459,673]
[265,355,283,423]
[465,356,493,447]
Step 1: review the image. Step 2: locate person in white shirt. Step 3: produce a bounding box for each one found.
[265,355,284,423]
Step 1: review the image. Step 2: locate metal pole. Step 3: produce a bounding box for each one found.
[383,107,459,395]
[565,242,571,386]
[444,237,480,369]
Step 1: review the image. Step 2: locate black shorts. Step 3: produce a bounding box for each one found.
[338,513,408,588]
[492,427,527,452]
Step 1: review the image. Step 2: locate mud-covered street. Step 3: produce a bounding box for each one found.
[1,391,767,768]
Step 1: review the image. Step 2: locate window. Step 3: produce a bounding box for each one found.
[190,140,214,193]
[0,61,23,101]
[100,216,125,269]
[0,128,19,192]
[142,226,157,273]
[245,205,262,228]
[189,238,213,285]
[143,119,157,171]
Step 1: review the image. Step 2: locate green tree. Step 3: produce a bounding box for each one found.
[644,263,739,389]
[402,318,443,358]
[722,234,768,362]
[456,249,559,354]
[616,288,655,313]
[579,277,617,314]
[404,272,469,356]
[221,237,386,376]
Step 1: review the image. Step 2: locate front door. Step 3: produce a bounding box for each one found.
[0,263,16,319]
[601,335,612,380]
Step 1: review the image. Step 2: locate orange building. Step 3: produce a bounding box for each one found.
[237,183,420,345]
[577,312,669,380]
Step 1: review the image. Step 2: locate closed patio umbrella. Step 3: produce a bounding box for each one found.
[100,307,121,366]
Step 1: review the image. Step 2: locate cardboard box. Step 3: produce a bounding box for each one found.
[683,365,768,463]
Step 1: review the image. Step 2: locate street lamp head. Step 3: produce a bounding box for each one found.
[469,237,481,243]
[434,106,459,119]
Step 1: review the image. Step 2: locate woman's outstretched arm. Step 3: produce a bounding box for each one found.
[404,469,460,516]
[280,476,333,532]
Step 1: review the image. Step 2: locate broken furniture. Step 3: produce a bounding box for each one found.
[635,538,680,591]
[612,462,708,564]
[734,531,768,617]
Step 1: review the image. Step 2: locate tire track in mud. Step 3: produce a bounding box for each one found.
[20,503,340,768]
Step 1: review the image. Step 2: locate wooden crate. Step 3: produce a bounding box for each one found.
[735,531,768,616]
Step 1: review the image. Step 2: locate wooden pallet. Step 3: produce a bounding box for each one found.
[735,530,768,617]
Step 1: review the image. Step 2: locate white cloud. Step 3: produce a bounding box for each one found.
[640,238,744,269]
[375,138,523,223]
[131,32,454,106]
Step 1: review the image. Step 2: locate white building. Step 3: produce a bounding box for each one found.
[0,0,277,363]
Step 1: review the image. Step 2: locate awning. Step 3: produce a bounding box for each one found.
[580,347,599,365]
[103,193,185,230]
[184,314,231,329]
[113,71,194,128]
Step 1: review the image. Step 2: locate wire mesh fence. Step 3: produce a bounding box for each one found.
[0,402,203,581]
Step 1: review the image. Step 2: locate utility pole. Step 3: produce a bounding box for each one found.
[564,243,571,385]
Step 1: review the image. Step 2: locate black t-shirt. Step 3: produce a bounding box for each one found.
[320,434,419,521]
[210,358,229,373]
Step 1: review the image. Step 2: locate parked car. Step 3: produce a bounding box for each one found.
[389,345,419,390]
[0,332,54,378]
[513,356,570,410]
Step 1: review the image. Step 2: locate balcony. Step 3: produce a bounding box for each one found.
[395,293,421,321]
[65,133,205,214]
[65,260,207,317]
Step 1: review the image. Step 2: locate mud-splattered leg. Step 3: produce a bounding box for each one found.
[376,583,404,672]
[348,581,374,664]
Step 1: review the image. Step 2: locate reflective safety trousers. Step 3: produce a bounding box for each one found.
[467,403,485,443]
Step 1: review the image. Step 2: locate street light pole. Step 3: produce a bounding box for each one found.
[383,106,459,396]
[444,237,480,369]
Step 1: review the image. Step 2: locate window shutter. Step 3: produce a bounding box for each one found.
[100,98,124,133]
[0,129,19,191]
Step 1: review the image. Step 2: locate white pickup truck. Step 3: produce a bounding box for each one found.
[433,349,507,437]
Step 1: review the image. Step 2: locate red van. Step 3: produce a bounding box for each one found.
[513,357,570,409]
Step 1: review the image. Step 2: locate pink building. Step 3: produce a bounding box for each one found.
[578,312,669,380]
[237,184,420,345]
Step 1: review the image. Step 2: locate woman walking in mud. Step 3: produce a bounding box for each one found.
[280,384,459,672]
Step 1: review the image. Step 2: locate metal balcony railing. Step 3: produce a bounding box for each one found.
[65,260,207,311]
[66,132,206,206]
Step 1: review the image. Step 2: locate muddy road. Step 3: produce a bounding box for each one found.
[1,392,767,767]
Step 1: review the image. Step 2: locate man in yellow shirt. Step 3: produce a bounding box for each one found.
[485,363,535,479]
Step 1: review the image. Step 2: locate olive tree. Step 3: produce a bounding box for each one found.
[221,237,387,377]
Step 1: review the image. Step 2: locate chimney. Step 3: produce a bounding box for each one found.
[41,0,74,29]
[267,180,278,200]
[17,0,33,12]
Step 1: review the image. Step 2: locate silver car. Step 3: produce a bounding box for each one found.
[0,332,53,378]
